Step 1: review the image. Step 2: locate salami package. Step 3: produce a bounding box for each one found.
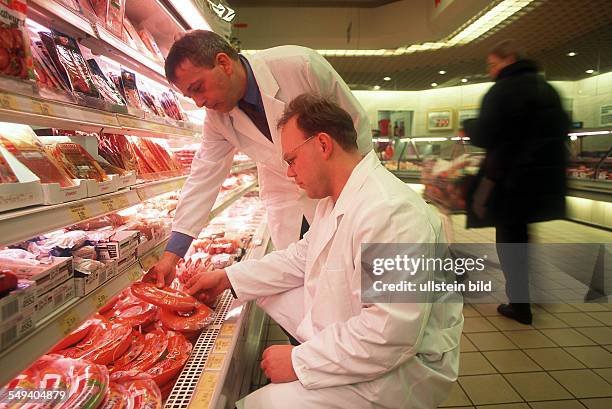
[0,147,18,183]
[0,123,75,187]
[106,0,125,37]
[138,29,164,62]
[122,17,150,57]
[32,36,71,91]
[97,133,138,173]
[51,30,100,98]
[47,142,109,181]
[0,0,34,80]
[86,58,126,105]
[120,68,142,109]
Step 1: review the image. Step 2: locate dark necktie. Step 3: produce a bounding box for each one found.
[238,100,272,142]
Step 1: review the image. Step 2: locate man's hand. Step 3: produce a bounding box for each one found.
[472,177,495,220]
[185,269,231,305]
[260,345,298,383]
[143,251,179,288]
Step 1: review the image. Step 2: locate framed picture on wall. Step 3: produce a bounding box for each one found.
[458,108,479,128]
[427,109,453,131]
[600,104,612,126]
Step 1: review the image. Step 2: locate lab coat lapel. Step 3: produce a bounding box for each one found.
[308,202,341,272]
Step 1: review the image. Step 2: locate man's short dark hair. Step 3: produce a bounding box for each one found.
[489,39,523,60]
[277,94,358,151]
[165,30,239,83]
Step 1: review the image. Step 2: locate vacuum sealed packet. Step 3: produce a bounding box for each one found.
[51,29,100,98]
[0,0,34,80]
[87,58,126,105]
[48,142,109,181]
[120,68,142,109]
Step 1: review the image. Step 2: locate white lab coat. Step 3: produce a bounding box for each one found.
[228,151,464,409]
[171,46,372,251]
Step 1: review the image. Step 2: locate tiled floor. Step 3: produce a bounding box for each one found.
[251,216,612,407]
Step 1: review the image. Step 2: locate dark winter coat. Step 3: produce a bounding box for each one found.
[464,59,568,228]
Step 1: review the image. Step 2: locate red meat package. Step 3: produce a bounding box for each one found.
[106,0,125,37]
[120,68,142,109]
[110,371,162,409]
[146,332,192,386]
[51,29,100,98]
[0,0,34,80]
[138,29,164,63]
[97,133,138,173]
[0,124,75,187]
[47,142,109,181]
[0,147,18,183]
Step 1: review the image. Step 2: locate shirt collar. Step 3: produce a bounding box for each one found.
[333,150,380,217]
[239,55,262,109]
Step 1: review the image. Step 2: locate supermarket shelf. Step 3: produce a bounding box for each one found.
[0,260,143,387]
[29,0,97,38]
[165,220,271,409]
[134,176,187,201]
[115,114,196,139]
[209,181,258,221]
[568,178,612,202]
[231,162,257,174]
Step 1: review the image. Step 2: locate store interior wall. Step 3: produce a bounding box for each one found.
[353,71,612,137]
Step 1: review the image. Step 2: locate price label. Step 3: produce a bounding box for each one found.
[92,291,108,309]
[127,264,143,282]
[219,323,236,338]
[31,101,54,116]
[101,113,116,125]
[119,117,139,129]
[114,195,130,209]
[100,197,116,213]
[205,354,225,370]
[0,93,18,110]
[191,372,218,408]
[213,337,231,353]
[69,203,91,222]
[57,311,80,336]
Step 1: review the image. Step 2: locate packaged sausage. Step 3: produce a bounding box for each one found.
[106,0,125,38]
[120,68,142,109]
[47,142,109,181]
[0,148,18,183]
[86,58,126,106]
[0,0,34,80]
[51,30,100,99]
[97,133,138,173]
[138,29,164,63]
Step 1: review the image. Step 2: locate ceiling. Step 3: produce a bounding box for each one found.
[229,0,612,90]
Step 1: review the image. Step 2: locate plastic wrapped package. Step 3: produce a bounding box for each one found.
[159,301,214,333]
[120,68,142,109]
[110,371,162,409]
[0,149,17,183]
[87,58,126,105]
[122,16,150,57]
[105,0,125,37]
[97,133,138,173]
[42,230,88,250]
[0,124,76,187]
[51,30,100,98]
[0,0,34,80]
[131,282,198,313]
[138,28,164,62]
[47,142,109,181]
[145,332,192,386]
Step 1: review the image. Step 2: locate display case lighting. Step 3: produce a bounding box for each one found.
[373,85,381,90]
[586,69,595,74]
[399,138,411,142]
[412,137,448,142]
[431,83,438,87]
[570,135,578,141]
[383,77,391,81]
[461,78,469,83]
[568,130,611,137]
[567,51,577,57]
[373,137,391,142]
[167,0,212,30]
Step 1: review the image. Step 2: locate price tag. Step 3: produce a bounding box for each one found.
[114,195,130,209]
[69,203,91,222]
[213,337,231,353]
[205,354,225,370]
[191,372,218,408]
[0,93,18,110]
[101,113,116,125]
[219,323,236,338]
[91,291,108,309]
[127,264,143,282]
[57,311,80,336]
[31,100,54,116]
[119,117,139,129]
[100,197,116,213]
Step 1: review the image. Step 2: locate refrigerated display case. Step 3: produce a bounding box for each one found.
[567,129,612,202]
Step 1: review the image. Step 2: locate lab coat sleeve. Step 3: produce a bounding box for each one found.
[291,199,437,389]
[225,231,310,301]
[171,115,236,238]
[304,51,373,155]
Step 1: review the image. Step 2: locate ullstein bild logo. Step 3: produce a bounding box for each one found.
[208,1,236,22]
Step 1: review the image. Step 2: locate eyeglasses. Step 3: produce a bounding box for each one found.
[283,134,318,167]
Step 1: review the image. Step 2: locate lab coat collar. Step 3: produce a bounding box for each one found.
[333,150,380,218]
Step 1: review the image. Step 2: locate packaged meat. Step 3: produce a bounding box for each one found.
[79,323,132,365]
[122,17,150,57]
[89,0,108,21]
[138,29,164,62]
[31,38,71,92]
[110,371,162,409]
[106,0,126,38]
[0,124,76,187]
[120,68,142,109]
[159,302,214,333]
[131,282,198,312]
[56,0,82,12]
[0,148,18,183]
[109,329,145,372]
[51,30,100,98]
[49,315,104,352]
[99,381,127,409]
[105,296,157,328]
[0,0,34,80]
[87,58,126,105]
[118,330,168,372]
[146,332,192,386]
[47,142,109,181]
[97,133,138,173]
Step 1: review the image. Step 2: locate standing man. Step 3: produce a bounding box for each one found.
[146,30,372,288]
[186,94,462,409]
[464,40,568,324]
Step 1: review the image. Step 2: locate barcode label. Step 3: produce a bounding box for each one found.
[1,299,19,321]
[1,325,17,348]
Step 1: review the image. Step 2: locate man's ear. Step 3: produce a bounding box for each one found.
[216,53,234,75]
[318,133,334,159]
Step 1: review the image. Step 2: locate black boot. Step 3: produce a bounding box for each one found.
[497,303,533,325]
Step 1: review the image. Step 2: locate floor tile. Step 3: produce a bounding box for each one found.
[528,400,587,409]
[439,382,472,407]
[463,304,482,317]
[532,313,570,329]
[504,372,572,401]
[475,404,529,409]
[523,348,585,370]
[604,345,612,353]
[570,303,609,313]
[460,352,498,376]
[593,368,612,384]
[461,334,478,352]
[459,374,522,405]
[464,317,499,333]
[473,303,502,316]
[540,329,597,347]
[587,312,612,326]
[483,350,541,373]
[540,303,580,313]
[575,327,612,345]
[504,330,557,349]
[467,332,518,351]
[487,316,535,331]
[549,370,612,398]
[557,313,606,328]
[580,397,612,409]
[564,346,612,368]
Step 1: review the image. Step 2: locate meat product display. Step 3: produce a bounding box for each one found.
[98,381,127,409]
[105,0,126,38]
[122,17,151,58]
[47,142,109,181]
[138,29,164,63]
[51,30,100,98]
[86,58,126,106]
[145,332,192,386]
[97,133,138,173]
[0,124,75,187]
[159,302,214,333]
[159,91,186,121]
[0,0,33,80]
[116,330,168,372]
[131,282,198,312]
[30,38,71,92]
[120,68,142,109]
[110,371,162,409]
[0,148,17,183]
[105,294,157,328]
[109,330,145,372]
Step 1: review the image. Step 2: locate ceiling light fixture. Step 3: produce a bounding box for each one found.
[586,69,595,74]
[461,78,468,83]
[242,0,534,58]
[431,83,438,87]
[439,70,446,74]
[383,77,391,81]
[567,51,577,57]
[569,135,578,141]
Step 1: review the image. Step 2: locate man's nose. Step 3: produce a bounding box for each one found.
[286,165,296,178]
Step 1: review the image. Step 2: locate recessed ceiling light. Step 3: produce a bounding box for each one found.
[569,135,578,141]
[383,76,391,81]
[586,69,595,74]
[431,82,438,87]
[438,70,446,74]
[567,51,577,57]
[461,78,468,83]
[373,85,381,90]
